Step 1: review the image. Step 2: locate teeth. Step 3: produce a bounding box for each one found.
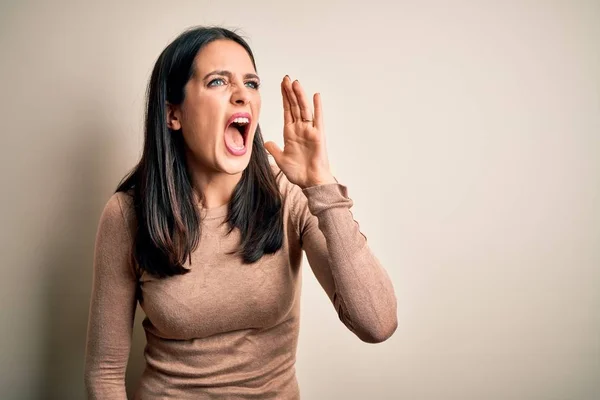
[232,117,249,124]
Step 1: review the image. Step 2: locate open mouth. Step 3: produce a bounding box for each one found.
[224,113,251,153]
[229,118,249,143]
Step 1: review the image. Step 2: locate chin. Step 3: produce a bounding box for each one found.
[220,151,252,175]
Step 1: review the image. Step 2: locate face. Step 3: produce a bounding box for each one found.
[167,39,261,175]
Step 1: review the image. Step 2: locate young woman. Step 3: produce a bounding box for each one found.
[84,26,397,399]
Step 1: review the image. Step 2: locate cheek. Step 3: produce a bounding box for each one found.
[182,95,222,142]
[197,94,223,119]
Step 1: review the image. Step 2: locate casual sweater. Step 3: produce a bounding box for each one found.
[84,163,398,399]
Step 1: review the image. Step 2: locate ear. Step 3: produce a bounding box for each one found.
[166,102,182,131]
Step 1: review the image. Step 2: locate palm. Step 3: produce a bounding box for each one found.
[264,76,333,189]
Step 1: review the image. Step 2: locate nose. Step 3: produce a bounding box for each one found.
[230,83,250,106]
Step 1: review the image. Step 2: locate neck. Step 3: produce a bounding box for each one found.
[186,158,244,210]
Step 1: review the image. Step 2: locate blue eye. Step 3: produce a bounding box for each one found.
[245,81,260,89]
[208,78,226,87]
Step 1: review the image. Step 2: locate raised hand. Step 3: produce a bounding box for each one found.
[264,76,336,189]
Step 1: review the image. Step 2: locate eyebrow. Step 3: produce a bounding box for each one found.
[202,70,260,82]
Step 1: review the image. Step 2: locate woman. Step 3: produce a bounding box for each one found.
[84,26,397,399]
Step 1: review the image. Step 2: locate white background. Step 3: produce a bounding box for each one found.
[0,1,598,399]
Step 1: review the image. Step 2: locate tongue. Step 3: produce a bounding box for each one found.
[224,125,244,148]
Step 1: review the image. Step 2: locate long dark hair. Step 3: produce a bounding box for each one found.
[116,26,284,278]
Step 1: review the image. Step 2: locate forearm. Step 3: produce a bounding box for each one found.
[303,183,398,342]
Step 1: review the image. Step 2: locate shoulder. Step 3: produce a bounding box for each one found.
[102,189,133,217]
[94,190,140,279]
[98,190,137,240]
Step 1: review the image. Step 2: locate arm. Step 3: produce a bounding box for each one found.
[267,76,397,342]
[84,193,138,399]
[290,181,398,343]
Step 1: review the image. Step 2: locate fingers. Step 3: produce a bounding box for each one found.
[282,75,318,125]
[281,76,293,125]
[292,80,313,123]
[283,76,301,121]
[313,92,323,131]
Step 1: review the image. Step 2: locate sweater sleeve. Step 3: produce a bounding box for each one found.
[84,193,138,399]
[290,180,398,343]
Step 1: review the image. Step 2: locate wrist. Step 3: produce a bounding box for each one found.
[303,174,337,189]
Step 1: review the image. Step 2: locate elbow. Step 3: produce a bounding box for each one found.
[357,317,398,344]
[336,291,399,344]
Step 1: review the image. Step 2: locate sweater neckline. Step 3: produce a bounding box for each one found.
[198,201,229,220]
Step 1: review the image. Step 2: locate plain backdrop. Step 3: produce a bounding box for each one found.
[1,1,599,399]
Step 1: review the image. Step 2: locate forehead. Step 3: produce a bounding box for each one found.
[194,39,256,75]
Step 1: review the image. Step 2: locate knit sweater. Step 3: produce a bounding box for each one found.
[84,164,398,399]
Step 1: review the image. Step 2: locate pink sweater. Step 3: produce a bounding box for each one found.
[84,164,397,399]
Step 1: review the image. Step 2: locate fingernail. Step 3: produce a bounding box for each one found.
[284,75,289,79]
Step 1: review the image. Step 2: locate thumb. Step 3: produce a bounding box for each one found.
[264,141,283,164]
